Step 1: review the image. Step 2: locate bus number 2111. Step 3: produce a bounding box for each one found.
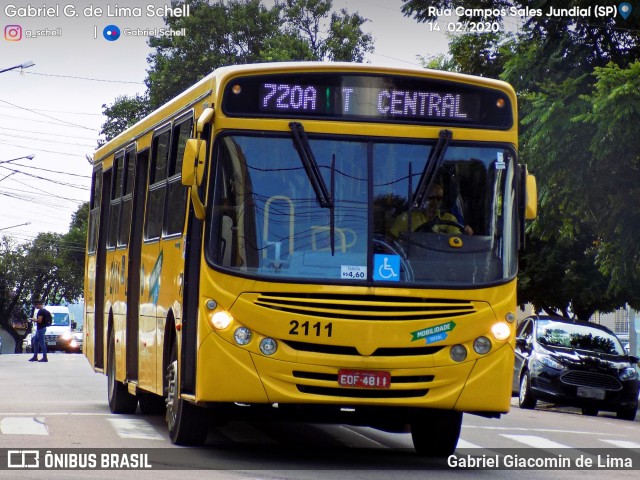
[289,320,333,337]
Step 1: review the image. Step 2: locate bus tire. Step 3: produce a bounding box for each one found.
[410,410,462,457]
[165,342,208,445]
[107,330,137,414]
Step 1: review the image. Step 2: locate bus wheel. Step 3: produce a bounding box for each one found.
[107,330,137,414]
[410,410,462,457]
[165,342,208,445]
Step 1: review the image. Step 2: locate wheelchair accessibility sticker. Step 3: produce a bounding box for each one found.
[373,254,400,282]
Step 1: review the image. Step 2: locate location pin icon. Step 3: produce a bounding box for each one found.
[619,2,632,20]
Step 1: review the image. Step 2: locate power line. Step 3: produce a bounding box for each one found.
[0,133,95,148]
[0,105,102,117]
[0,99,98,131]
[0,126,98,141]
[2,162,91,179]
[22,71,146,85]
[0,113,101,131]
[0,167,90,191]
[0,141,94,157]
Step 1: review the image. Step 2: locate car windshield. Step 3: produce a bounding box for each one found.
[52,313,70,327]
[205,133,518,287]
[536,320,625,355]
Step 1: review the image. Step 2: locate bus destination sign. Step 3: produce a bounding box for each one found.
[260,83,469,121]
[223,73,513,129]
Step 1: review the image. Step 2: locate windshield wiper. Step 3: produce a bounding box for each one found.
[289,122,336,255]
[412,129,452,207]
[289,122,333,208]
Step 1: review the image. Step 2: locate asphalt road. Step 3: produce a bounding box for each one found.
[0,353,638,479]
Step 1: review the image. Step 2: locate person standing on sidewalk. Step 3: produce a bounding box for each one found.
[29,298,51,362]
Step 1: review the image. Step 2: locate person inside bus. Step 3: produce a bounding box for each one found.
[388,183,473,238]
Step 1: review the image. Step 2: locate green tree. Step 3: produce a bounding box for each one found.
[146,0,283,109]
[0,203,88,352]
[281,0,373,62]
[0,237,31,351]
[101,93,152,142]
[403,0,640,315]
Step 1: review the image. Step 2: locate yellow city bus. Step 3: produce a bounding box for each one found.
[84,62,537,456]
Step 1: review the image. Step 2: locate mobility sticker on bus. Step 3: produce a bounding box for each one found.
[410,321,457,343]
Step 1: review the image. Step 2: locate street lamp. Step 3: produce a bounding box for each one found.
[0,154,35,165]
[0,61,35,74]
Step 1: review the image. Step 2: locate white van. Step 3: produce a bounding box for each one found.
[30,305,76,352]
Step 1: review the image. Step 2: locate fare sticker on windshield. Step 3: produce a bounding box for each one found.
[411,321,457,344]
[341,265,366,280]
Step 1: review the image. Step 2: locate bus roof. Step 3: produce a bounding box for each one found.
[93,62,515,164]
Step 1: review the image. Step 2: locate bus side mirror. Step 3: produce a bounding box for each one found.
[182,138,207,187]
[525,174,537,220]
[182,107,214,220]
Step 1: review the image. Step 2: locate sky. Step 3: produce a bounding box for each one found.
[0,0,453,243]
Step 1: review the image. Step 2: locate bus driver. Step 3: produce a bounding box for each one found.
[389,183,473,238]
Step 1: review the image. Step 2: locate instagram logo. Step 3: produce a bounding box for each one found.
[4,25,22,41]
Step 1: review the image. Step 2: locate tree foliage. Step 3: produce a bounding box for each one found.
[402,0,640,316]
[101,93,152,142]
[0,202,88,351]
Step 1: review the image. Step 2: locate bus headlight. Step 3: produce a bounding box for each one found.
[234,327,252,346]
[450,344,467,362]
[491,322,511,341]
[473,336,492,355]
[211,311,233,330]
[259,338,278,356]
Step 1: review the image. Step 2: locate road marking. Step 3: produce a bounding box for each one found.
[338,426,387,448]
[106,418,164,440]
[463,425,623,436]
[0,417,48,435]
[600,439,640,448]
[456,439,482,448]
[500,434,571,449]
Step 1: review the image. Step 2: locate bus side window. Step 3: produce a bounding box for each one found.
[145,128,170,241]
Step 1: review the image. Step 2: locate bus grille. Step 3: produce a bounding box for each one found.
[293,371,432,398]
[282,340,444,357]
[254,293,476,321]
[560,371,622,391]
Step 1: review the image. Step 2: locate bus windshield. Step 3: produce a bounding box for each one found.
[206,133,518,287]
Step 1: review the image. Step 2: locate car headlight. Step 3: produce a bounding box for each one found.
[61,332,72,341]
[620,367,638,381]
[537,354,563,371]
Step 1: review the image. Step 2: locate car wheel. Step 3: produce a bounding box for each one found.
[616,404,637,421]
[581,407,599,416]
[411,410,462,457]
[518,371,537,409]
